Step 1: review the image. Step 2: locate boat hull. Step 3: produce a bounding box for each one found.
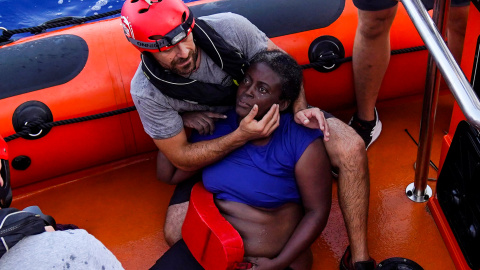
[0,0,429,192]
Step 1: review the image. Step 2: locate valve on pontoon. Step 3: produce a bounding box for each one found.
[308,35,345,73]
[12,100,53,140]
[377,257,424,270]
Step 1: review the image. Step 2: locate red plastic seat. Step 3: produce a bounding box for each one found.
[182,182,244,270]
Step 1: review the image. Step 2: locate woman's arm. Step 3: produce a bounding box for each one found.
[259,138,332,269]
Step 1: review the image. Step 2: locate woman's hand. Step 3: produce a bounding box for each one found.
[181,111,226,135]
[245,257,286,270]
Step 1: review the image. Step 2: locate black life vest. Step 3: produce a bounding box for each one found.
[141,19,250,106]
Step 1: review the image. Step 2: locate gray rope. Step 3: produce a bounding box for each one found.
[5,106,136,142]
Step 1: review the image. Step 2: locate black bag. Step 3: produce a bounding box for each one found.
[0,208,48,258]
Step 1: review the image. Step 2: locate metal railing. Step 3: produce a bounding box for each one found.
[401,0,480,202]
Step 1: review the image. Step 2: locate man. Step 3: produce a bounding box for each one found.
[350,0,469,149]
[121,0,371,269]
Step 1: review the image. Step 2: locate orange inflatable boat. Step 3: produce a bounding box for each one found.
[1,0,479,269]
[0,0,429,189]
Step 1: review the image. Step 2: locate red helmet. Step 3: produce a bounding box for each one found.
[121,0,195,53]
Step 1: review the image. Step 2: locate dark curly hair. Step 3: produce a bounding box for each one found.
[250,50,303,105]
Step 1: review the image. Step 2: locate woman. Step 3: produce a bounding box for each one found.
[155,50,332,270]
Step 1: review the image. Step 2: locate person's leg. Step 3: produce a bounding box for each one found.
[447,5,469,64]
[164,202,189,246]
[324,118,371,265]
[353,6,397,122]
[162,171,202,246]
[350,6,397,148]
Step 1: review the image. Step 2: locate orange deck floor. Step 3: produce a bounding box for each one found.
[10,93,457,270]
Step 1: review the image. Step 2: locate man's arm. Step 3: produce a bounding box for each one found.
[181,111,227,135]
[155,104,279,171]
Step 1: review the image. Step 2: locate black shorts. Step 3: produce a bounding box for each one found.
[353,0,469,11]
[353,0,398,11]
[422,0,469,8]
[168,173,202,206]
[150,239,204,270]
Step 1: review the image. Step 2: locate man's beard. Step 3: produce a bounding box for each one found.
[170,47,198,77]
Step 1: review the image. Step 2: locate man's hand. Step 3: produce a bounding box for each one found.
[237,104,280,141]
[294,107,330,141]
[181,111,227,135]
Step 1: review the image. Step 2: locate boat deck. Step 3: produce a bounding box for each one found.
[10,92,456,270]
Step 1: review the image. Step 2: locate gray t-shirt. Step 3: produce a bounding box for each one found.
[131,12,269,139]
[0,229,124,270]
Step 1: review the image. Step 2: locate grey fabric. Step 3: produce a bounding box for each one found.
[131,12,269,140]
[0,229,123,270]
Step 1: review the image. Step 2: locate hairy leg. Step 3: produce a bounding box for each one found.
[353,6,397,121]
[164,202,189,247]
[325,118,370,263]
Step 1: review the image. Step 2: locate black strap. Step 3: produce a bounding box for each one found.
[141,53,237,106]
[22,206,57,229]
[192,19,249,81]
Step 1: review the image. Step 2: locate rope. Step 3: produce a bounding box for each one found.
[391,45,427,55]
[1,9,427,142]
[4,45,428,142]
[4,106,136,142]
[0,9,121,43]
[1,6,426,60]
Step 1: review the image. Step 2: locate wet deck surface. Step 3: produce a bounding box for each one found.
[11,93,456,270]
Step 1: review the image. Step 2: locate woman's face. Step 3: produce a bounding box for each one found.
[236,62,287,119]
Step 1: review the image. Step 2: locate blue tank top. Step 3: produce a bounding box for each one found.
[191,110,323,208]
